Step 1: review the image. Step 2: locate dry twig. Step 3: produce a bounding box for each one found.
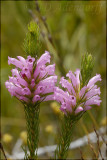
[0,142,7,160]
[93,125,104,160]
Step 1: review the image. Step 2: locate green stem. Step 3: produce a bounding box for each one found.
[55,115,75,159]
[24,104,40,159]
[55,112,84,159]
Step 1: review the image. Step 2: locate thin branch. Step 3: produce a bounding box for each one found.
[93,126,104,160]
[88,137,98,159]
[35,0,54,45]
[78,147,84,160]
[0,142,7,160]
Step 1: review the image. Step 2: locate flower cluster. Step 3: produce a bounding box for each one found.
[53,69,102,115]
[5,52,102,115]
[5,51,57,104]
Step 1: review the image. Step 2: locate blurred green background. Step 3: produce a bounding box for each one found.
[1,1,106,159]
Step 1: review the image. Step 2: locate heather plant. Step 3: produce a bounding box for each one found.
[5,21,102,159]
[54,54,102,159]
[5,22,57,159]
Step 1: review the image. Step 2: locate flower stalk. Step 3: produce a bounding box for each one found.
[55,112,85,159]
[55,115,74,159]
[24,103,40,159]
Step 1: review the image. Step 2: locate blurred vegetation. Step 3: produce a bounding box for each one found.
[1,1,106,159]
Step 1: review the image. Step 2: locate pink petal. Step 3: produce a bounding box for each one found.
[8,56,23,69]
[19,96,30,103]
[17,56,26,65]
[75,106,83,114]
[43,94,55,101]
[45,64,55,76]
[79,86,87,98]
[74,69,80,87]
[85,95,102,106]
[85,87,101,99]
[87,74,101,88]
[34,65,46,79]
[84,106,92,111]
[60,77,76,95]
[37,51,51,66]
[66,71,77,89]
[32,95,40,103]
[22,87,31,96]
[21,67,31,79]
[30,79,35,88]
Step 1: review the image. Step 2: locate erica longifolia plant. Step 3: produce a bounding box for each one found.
[5,21,57,159]
[54,54,102,159]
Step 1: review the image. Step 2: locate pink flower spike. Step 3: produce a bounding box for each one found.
[6,52,57,104]
[75,106,83,114]
[55,69,101,115]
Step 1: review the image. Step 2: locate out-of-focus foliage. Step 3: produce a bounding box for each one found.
[1,1,106,159]
[23,21,41,57]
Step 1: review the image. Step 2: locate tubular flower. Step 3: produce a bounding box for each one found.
[5,51,57,104]
[53,69,102,115]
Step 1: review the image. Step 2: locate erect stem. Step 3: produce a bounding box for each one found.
[55,112,85,159]
[55,115,75,159]
[24,103,40,159]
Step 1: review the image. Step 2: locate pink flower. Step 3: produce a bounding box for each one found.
[5,51,57,104]
[54,69,102,115]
